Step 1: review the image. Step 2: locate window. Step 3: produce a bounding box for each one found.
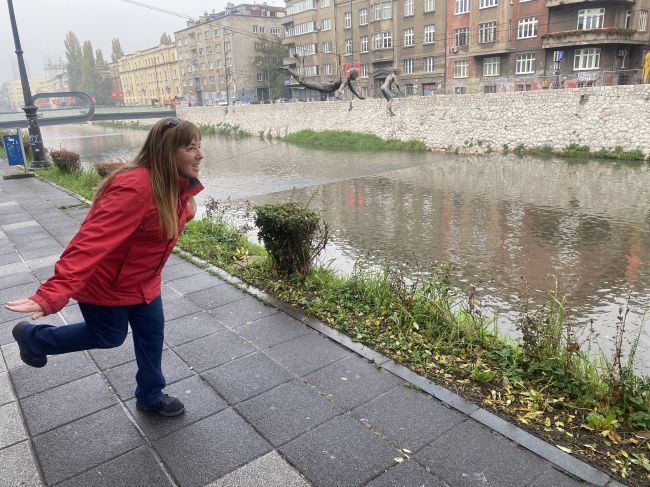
[404,0,414,16]
[577,9,604,30]
[289,21,316,36]
[344,12,352,29]
[517,84,531,91]
[625,10,632,29]
[287,0,316,14]
[479,22,496,43]
[361,64,369,78]
[574,47,600,70]
[515,53,535,74]
[454,27,469,47]
[425,0,435,12]
[383,1,392,19]
[303,65,319,76]
[517,17,538,39]
[270,27,280,35]
[345,39,352,55]
[382,31,392,48]
[253,25,260,33]
[483,57,500,76]
[424,56,434,72]
[455,86,467,94]
[483,85,497,93]
[373,33,382,49]
[360,8,368,25]
[225,42,231,51]
[257,73,265,82]
[454,59,469,78]
[424,25,435,44]
[480,0,497,8]
[455,0,470,15]
[322,40,332,52]
[322,19,331,30]
[360,36,369,52]
[321,0,330,7]
[403,58,413,74]
[640,10,648,31]
[323,64,333,75]
[404,28,414,47]
[373,3,381,20]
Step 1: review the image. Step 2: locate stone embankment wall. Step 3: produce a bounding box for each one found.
[177,85,650,155]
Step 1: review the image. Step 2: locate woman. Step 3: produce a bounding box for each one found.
[4,117,203,417]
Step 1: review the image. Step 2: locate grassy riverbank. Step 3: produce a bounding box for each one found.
[34,165,649,486]
[282,130,429,152]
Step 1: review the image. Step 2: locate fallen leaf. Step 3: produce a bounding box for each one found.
[556,445,572,453]
[340,377,348,381]
[402,448,412,454]
[394,457,404,463]
[634,431,650,439]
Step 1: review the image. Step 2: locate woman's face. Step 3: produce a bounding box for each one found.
[175,136,202,179]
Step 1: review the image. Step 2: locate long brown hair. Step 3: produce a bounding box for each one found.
[96,118,201,239]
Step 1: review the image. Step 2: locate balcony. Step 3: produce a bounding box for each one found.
[546,0,634,7]
[541,28,647,48]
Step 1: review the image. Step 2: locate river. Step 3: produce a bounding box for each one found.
[40,123,650,373]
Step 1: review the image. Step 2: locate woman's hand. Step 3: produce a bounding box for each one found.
[4,298,45,320]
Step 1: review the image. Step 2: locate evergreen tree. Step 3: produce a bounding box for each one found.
[64,31,82,91]
[254,38,288,100]
[111,38,124,63]
[160,32,172,45]
[80,41,99,98]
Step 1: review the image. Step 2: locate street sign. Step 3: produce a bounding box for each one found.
[2,134,27,166]
[553,50,565,62]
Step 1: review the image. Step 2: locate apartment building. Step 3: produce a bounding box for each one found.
[118,42,181,105]
[5,78,47,110]
[283,0,446,98]
[175,3,285,105]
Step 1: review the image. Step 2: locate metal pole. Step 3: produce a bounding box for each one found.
[6,0,49,168]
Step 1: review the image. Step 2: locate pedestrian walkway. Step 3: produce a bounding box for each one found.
[0,166,626,487]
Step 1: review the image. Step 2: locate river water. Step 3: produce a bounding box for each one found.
[41,124,650,373]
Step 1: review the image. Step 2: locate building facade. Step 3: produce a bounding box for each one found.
[5,78,47,110]
[282,0,447,98]
[174,3,285,105]
[118,42,181,106]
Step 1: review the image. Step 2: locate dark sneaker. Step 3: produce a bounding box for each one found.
[12,321,47,368]
[136,394,185,417]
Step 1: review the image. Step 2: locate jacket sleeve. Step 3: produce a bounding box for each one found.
[30,178,149,316]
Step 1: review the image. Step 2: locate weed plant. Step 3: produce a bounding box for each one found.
[35,166,100,201]
[282,130,428,152]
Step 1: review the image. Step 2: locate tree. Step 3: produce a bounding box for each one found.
[80,41,99,98]
[160,32,172,45]
[64,31,82,91]
[254,37,288,100]
[94,49,114,105]
[111,38,124,63]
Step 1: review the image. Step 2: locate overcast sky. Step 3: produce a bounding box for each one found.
[1,0,283,85]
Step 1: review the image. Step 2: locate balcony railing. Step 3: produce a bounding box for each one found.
[546,0,634,7]
[541,28,647,48]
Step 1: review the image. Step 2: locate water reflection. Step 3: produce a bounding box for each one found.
[40,124,650,373]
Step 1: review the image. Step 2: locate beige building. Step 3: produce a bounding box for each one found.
[175,3,285,105]
[6,77,47,109]
[118,42,181,105]
[282,0,447,98]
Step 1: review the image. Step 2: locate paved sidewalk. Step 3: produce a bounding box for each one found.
[0,168,625,487]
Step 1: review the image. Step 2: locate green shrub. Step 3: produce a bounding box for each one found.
[94,161,125,177]
[254,201,328,275]
[561,143,591,158]
[49,148,81,172]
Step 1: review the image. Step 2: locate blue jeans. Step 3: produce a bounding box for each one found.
[23,297,165,406]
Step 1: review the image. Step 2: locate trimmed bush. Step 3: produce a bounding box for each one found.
[94,161,125,177]
[254,202,328,275]
[49,148,81,172]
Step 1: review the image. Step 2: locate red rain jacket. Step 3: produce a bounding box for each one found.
[31,167,203,316]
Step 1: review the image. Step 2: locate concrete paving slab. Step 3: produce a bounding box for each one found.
[280,415,398,487]
[0,261,28,278]
[1,342,20,370]
[88,338,137,370]
[0,440,42,487]
[161,295,203,321]
[55,446,174,487]
[236,380,343,447]
[352,385,465,452]
[416,420,548,487]
[185,285,248,310]
[0,348,6,373]
[24,254,60,270]
[1,220,39,231]
[529,468,593,487]
[10,352,97,399]
[162,261,205,282]
[236,313,314,349]
[0,251,21,266]
[174,329,256,372]
[153,408,272,487]
[59,304,84,324]
[104,349,194,401]
[1,371,16,406]
[19,248,62,261]
[305,355,403,411]
[32,404,143,485]
[20,373,117,436]
[202,351,294,405]
[125,374,228,440]
[164,311,226,347]
[165,271,225,295]
[265,333,352,376]
[0,270,38,291]
[365,459,448,487]
[206,450,311,487]
[0,401,28,448]
[208,297,279,328]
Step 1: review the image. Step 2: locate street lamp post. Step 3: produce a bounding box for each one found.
[6,0,49,168]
